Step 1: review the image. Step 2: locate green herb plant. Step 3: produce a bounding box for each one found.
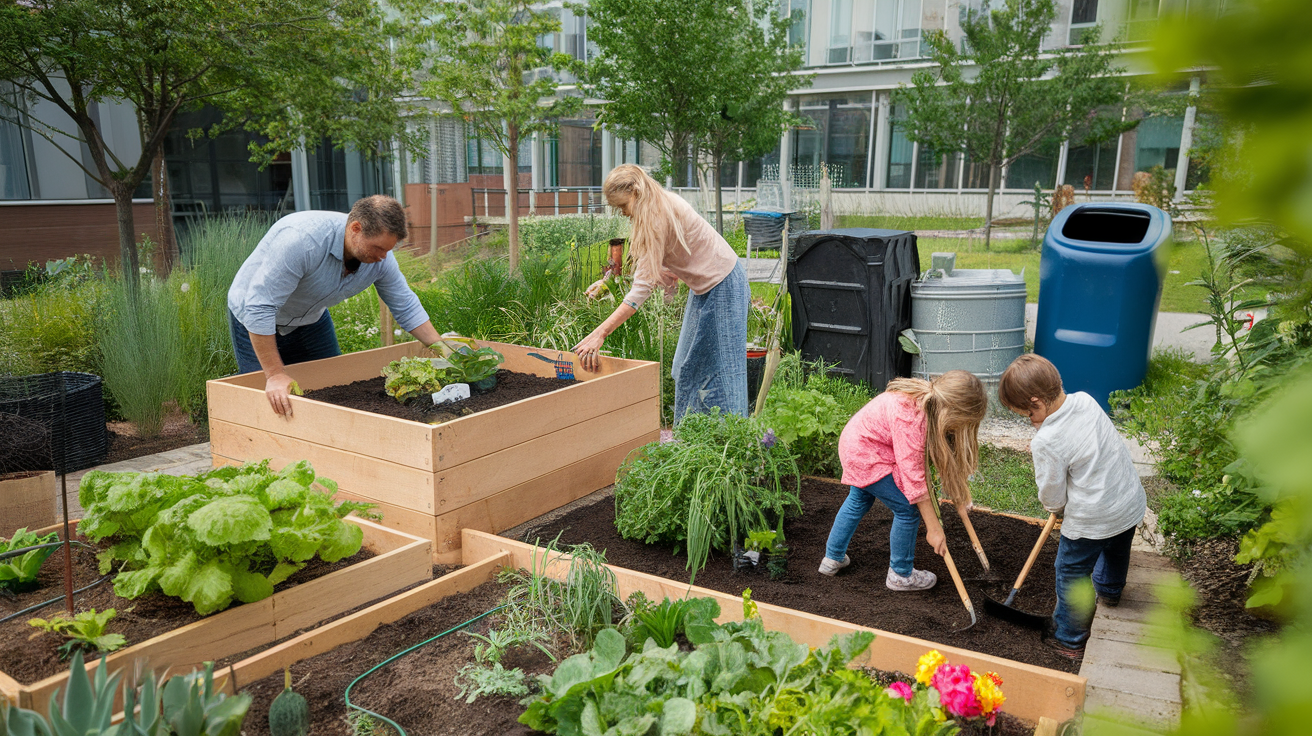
[28,609,127,659]
[499,539,622,651]
[78,460,374,615]
[453,661,531,704]
[519,594,955,736]
[0,528,59,592]
[442,345,503,385]
[627,596,718,650]
[381,356,446,402]
[614,411,801,577]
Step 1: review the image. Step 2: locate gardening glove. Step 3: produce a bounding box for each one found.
[584,279,608,300]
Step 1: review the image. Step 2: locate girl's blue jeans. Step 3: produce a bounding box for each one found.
[1051,526,1136,647]
[824,474,922,576]
[672,262,749,422]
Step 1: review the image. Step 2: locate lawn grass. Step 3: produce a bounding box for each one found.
[837,214,986,231]
[970,444,1046,518]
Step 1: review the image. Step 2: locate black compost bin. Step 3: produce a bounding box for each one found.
[786,228,920,389]
[0,372,107,473]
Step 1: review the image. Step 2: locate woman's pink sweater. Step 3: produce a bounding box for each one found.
[838,392,929,503]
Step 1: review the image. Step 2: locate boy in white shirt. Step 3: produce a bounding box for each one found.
[999,354,1147,660]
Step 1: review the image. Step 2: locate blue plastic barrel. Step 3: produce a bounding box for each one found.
[1034,203,1173,411]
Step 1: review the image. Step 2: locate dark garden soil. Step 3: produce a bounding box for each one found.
[237,581,547,736]
[304,369,574,424]
[0,539,374,684]
[103,415,208,464]
[520,475,1080,674]
[1177,536,1279,699]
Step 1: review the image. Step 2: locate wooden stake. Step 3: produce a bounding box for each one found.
[752,219,789,417]
[60,471,73,615]
[379,295,394,347]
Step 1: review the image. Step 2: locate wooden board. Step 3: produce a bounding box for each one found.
[0,471,56,536]
[302,430,658,564]
[221,552,512,695]
[460,530,1087,726]
[1,519,431,716]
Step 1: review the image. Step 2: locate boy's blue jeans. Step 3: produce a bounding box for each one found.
[1052,526,1137,647]
[824,474,921,576]
[228,310,341,375]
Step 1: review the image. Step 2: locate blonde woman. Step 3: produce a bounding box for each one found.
[573,164,749,420]
[818,371,987,590]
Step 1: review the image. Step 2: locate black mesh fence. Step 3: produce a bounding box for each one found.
[0,372,107,475]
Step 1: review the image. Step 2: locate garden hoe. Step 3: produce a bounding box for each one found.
[982,513,1058,629]
[956,505,993,578]
[942,547,977,632]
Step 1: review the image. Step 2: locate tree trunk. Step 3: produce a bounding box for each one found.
[111,183,141,293]
[714,153,724,234]
[152,148,177,274]
[983,163,998,252]
[504,125,520,272]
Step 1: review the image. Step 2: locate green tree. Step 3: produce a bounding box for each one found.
[397,0,582,271]
[899,0,1129,249]
[0,0,412,289]
[695,2,808,233]
[585,0,810,231]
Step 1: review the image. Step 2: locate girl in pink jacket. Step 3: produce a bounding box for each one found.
[819,370,986,591]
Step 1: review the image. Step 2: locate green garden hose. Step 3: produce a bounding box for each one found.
[343,604,507,736]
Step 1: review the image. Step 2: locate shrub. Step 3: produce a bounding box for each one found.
[519,213,628,257]
[0,275,105,376]
[760,353,875,477]
[614,411,801,576]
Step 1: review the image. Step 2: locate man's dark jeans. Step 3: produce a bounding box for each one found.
[228,310,340,375]
[1052,525,1137,647]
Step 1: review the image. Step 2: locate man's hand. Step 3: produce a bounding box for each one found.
[265,372,296,417]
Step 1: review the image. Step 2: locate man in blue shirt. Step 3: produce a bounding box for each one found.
[228,195,447,416]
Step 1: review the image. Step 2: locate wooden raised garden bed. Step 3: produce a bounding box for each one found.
[0,517,430,716]
[202,530,1083,729]
[206,341,660,564]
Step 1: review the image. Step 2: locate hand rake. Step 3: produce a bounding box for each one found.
[526,352,576,380]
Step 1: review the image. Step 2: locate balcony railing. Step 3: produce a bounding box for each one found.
[471,187,607,219]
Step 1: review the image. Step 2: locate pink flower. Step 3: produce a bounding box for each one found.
[885,681,914,702]
[932,664,982,718]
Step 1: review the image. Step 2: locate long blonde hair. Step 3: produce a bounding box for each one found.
[885,370,987,507]
[604,164,689,279]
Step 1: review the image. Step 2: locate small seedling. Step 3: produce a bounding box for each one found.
[0,528,59,592]
[28,608,127,658]
[453,662,529,703]
[288,380,304,396]
[631,598,690,649]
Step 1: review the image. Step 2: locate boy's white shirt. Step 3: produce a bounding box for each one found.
[1031,391,1147,540]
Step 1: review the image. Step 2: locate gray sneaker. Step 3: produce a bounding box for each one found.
[886,568,937,591]
[818,555,851,576]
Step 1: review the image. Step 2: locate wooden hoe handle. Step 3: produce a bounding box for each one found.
[957,506,991,573]
[1012,513,1059,592]
[942,548,975,619]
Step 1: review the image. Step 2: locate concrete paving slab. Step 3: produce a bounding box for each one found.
[1081,663,1182,701]
[1085,687,1181,729]
[1083,637,1181,674]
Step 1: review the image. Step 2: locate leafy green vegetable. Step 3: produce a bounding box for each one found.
[381,356,447,402]
[443,346,503,384]
[28,608,127,658]
[760,387,851,477]
[614,411,801,577]
[79,460,374,615]
[0,528,59,592]
[521,597,957,736]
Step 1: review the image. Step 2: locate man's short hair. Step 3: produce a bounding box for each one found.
[348,195,407,240]
[999,354,1064,412]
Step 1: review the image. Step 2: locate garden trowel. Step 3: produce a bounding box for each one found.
[981,513,1057,629]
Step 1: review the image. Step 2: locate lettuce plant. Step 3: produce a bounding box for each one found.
[0,527,59,592]
[28,608,127,659]
[381,356,446,402]
[78,460,373,616]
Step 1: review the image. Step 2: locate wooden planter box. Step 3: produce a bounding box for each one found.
[0,517,430,716]
[206,341,661,564]
[200,529,1082,729]
[459,530,1087,727]
[0,471,56,537]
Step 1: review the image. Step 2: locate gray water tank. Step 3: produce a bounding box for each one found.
[909,253,1027,411]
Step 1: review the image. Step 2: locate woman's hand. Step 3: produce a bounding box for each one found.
[573,328,606,372]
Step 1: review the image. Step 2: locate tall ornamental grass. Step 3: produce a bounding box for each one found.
[0,274,105,376]
[97,277,181,436]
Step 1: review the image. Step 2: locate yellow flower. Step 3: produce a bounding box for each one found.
[974,671,1007,714]
[915,650,946,686]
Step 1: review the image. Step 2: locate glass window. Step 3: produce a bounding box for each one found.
[557,117,600,188]
[794,94,872,188]
[829,0,853,63]
[915,149,959,189]
[1071,0,1099,24]
[886,104,913,188]
[1064,137,1118,191]
[1134,115,1184,172]
[1005,140,1060,190]
[787,0,808,51]
[0,85,31,200]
